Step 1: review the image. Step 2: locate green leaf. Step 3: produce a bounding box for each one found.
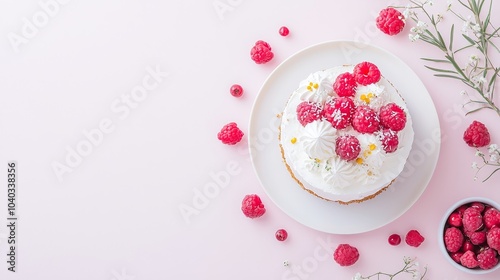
[483,0,491,31]
[434,74,464,81]
[449,24,455,51]
[421,58,452,64]
[425,65,457,74]
[470,0,479,15]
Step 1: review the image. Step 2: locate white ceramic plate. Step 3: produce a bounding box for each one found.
[248,41,440,234]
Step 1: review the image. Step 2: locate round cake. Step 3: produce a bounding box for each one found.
[279,62,414,204]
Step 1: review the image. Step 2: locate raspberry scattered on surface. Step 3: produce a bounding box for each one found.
[487,227,500,251]
[405,230,425,247]
[217,122,244,145]
[333,244,359,266]
[296,101,324,126]
[335,135,361,161]
[279,26,290,36]
[352,105,380,134]
[477,248,499,270]
[379,129,399,153]
[241,194,266,218]
[460,250,479,268]
[333,72,357,97]
[463,120,491,147]
[463,206,483,233]
[444,227,464,253]
[376,7,406,36]
[323,97,355,129]
[250,40,274,64]
[379,103,407,131]
[353,61,381,86]
[275,229,288,241]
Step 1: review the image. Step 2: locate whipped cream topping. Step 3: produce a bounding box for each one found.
[298,71,334,104]
[354,84,387,110]
[279,65,414,203]
[300,120,337,160]
[322,157,359,189]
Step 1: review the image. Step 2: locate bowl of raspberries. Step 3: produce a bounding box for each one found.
[439,197,500,274]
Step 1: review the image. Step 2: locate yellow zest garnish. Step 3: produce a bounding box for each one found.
[356,158,364,164]
[307,85,312,91]
[314,158,321,163]
[363,150,372,157]
[360,92,375,104]
[369,144,377,151]
[291,137,297,144]
[313,83,319,89]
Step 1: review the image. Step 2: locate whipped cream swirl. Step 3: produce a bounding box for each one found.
[322,157,360,189]
[300,120,337,160]
[298,71,334,104]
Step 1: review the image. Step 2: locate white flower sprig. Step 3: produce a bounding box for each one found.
[353,257,427,280]
[472,144,500,181]
[395,0,500,117]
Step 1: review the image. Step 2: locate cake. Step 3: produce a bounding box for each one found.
[279,62,414,204]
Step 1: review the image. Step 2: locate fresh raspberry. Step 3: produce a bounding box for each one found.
[335,135,361,161]
[230,84,243,97]
[462,240,474,252]
[463,206,483,233]
[275,229,288,241]
[477,248,499,270]
[217,122,244,145]
[487,227,500,251]
[471,202,486,213]
[463,120,491,147]
[470,231,486,245]
[379,103,407,131]
[460,250,479,268]
[447,212,463,227]
[376,7,406,36]
[450,252,463,264]
[333,244,359,266]
[484,207,500,229]
[241,194,266,218]
[296,101,323,126]
[405,230,425,247]
[352,105,380,134]
[444,227,464,253]
[388,234,401,246]
[250,40,274,64]
[379,129,399,153]
[279,26,290,36]
[333,72,357,97]
[353,61,381,86]
[323,97,355,129]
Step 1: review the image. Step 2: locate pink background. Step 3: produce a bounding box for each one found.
[0,0,499,279]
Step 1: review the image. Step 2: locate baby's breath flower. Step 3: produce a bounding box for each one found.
[353,272,362,280]
[476,150,485,157]
[490,153,499,163]
[472,162,479,169]
[488,144,498,154]
[409,33,421,42]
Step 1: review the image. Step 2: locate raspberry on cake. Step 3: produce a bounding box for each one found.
[323,97,355,129]
[279,63,414,204]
